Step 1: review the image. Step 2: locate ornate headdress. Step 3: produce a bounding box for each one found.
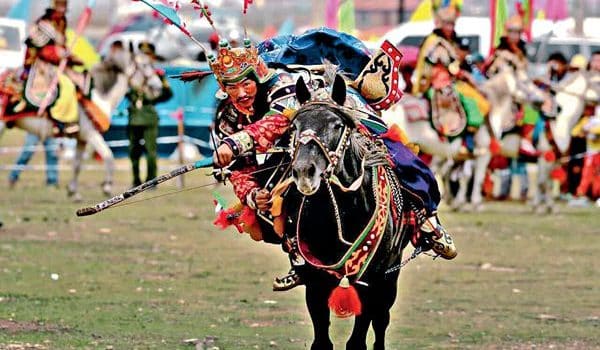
[505,14,524,31]
[432,0,461,23]
[208,38,273,86]
[50,0,67,8]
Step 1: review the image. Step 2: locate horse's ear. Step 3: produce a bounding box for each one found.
[296,76,311,105]
[331,74,347,106]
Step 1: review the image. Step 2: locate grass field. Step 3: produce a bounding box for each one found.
[1,129,599,349]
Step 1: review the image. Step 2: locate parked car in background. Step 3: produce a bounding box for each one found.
[527,34,600,77]
[0,17,26,72]
[380,17,556,58]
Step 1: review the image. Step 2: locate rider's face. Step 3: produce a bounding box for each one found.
[224,78,258,112]
[440,20,455,38]
[54,1,67,13]
[507,29,521,44]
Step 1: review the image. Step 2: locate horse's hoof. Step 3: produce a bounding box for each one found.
[67,183,77,197]
[101,181,113,197]
[549,205,559,214]
[71,192,83,203]
[473,203,485,212]
[534,205,547,215]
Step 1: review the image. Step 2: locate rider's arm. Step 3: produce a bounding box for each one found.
[229,166,261,207]
[222,89,297,156]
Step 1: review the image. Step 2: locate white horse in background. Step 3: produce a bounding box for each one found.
[0,49,133,201]
[484,69,599,213]
[382,69,547,211]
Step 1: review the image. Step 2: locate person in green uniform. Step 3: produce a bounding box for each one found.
[126,42,173,186]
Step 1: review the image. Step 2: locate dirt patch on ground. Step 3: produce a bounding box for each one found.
[481,341,600,349]
[0,319,65,334]
[0,343,47,350]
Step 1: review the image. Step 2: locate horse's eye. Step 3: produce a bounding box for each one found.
[333,122,344,130]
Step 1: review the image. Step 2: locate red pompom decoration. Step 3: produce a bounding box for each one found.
[328,277,362,318]
[489,138,502,156]
[381,123,405,143]
[550,167,567,183]
[544,150,556,162]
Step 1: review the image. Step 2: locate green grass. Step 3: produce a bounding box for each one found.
[1,128,599,349]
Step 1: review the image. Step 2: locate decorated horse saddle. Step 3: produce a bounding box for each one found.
[429,85,467,138]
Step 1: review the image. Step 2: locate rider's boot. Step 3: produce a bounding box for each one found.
[519,124,540,158]
[273,237,305,292]
[63,122,80,135]
[12,99,27,114]
[419,216,457,260]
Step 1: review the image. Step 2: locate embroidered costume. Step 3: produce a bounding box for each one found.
[412,4,488,146]
[21,0,81,131]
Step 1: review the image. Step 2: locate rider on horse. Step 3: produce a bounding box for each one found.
[484,14,541,158]
[17,0,82,135]
[412,3,489,155]
[210,30,457,292]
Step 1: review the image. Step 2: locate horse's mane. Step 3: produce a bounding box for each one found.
[92,60,122,95]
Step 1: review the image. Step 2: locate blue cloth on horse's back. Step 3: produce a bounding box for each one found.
[383,139,441,215]
[258,28,371,80]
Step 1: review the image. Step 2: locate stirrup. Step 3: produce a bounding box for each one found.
[272,270,303,292]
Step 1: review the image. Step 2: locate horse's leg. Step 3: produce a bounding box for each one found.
[68,139,86,202]
[470,127,492,210]
[0,120,6,138]
[453,161,472,211]
[85,130,114,196]
[346,288,371,350]
[305,281,334,350]
[371,272,400,350]
[535,135,556,214]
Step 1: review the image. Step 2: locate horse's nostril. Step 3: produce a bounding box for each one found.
[292,168,299,179]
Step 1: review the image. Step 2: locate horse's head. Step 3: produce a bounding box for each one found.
[291,75,355,196]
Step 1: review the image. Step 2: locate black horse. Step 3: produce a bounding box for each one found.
[286,76,416,350]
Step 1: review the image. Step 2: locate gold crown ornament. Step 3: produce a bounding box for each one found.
[505,15,524,31]
[50,0,67,8]
[208,38,273,86]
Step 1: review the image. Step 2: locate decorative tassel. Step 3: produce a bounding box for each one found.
[550,167,567,183]
[489,138,501,155]
[381,123,408,144]
[239,206,257,228]
[327,276,362,318]
[213,208,242,232]
[544,150,556,162]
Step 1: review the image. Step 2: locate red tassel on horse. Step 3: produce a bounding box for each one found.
[328,277,362,318]
[490,138,502,155]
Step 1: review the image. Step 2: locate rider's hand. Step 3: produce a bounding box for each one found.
[254,189,272,212]
[213,143,234,167]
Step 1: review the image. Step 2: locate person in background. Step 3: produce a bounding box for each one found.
[412,3,489,155]
[126,42,173,186]
[19,0,83,135]
[8,134,59,188]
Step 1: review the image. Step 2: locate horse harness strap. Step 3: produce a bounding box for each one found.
[296,166,392,283]
[294,125,351,176]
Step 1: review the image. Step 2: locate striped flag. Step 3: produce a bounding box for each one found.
[338,0,356,34]
[490,0,508,54]
[325,0,341,29]
[516,0,534,41]
[325,0,355,34]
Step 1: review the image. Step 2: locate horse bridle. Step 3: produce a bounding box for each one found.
[292,125,351,177]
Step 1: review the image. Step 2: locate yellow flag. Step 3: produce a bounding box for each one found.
[66,28,100,72]
[339,0,356,34]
